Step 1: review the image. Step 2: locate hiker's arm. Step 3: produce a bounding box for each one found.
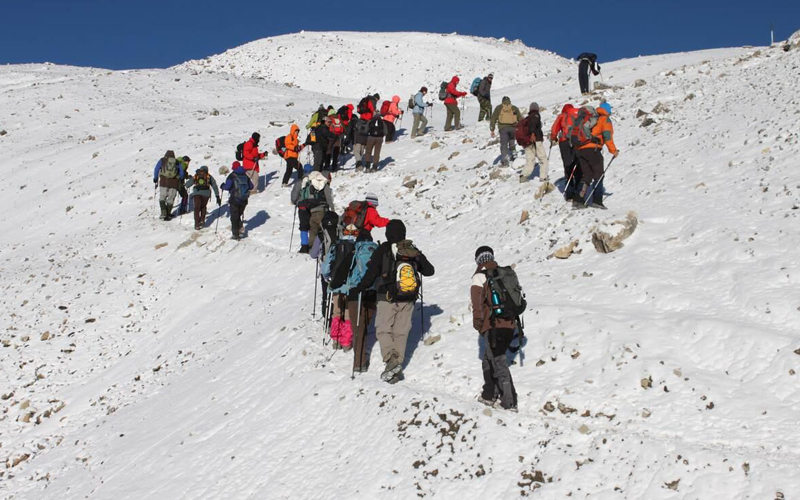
[417,253,435,277]
[153,160,161,182]
[324,185,335,212]
[489,107,499,132]
[470,274,486,333]
[290,182,300,205]
[366,208,389,228]
[211,177,220,199]
[515,107,523,122]
[550,115,562,142]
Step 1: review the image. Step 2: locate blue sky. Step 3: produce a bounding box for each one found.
[2,0,798,69]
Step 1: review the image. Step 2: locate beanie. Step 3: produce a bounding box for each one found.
[475,246,494,265]
[251,132,260,142]
[365,192,379,206]
[487,73,494,79]
[502,96,511,104]
[386,219,406,244]
[373,93,380,101]
[599,102,612,114]
[420,86,428,92]
[182,155,191,162]
[529,102,540,112]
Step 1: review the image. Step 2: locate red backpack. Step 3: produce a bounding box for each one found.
[568,106,599,148]
[275,136,287,158]
[515,117,532,147]
[329,116,344,135]
[341,201,368,233]
[380,100,391,116]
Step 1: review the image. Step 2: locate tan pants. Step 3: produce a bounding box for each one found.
[522,142,549,180]
[375,301,414,366]
[364,136,383,165]
[245,169,259,194]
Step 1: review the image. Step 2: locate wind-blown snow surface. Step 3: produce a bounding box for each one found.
[2,34,800,499]
[177,31,572,100]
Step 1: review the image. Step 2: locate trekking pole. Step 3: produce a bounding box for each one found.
[289,204,298,251]
[583,156,616,206]
[323,291,333,346]
[312,255,320,319]
[153,185,158,218]
[564,165,578,201]
[517,316,525,367]
[352,292,363,380]
[420,284,425,341]
[214,193,225,234]
[547,143,554,161]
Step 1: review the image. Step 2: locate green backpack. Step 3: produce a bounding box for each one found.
[161,157,179,179]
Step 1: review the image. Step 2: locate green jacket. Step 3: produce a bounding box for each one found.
[490,104,522,132]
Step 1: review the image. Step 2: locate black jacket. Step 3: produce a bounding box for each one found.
[526,111,544,142]
[367,116,387,138]
[313,123,335,150]
[358,241,434,301]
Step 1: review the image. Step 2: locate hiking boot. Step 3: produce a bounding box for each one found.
[298,244,310,254]
[343,345,352,352]
[232,234,240,241]
[590,201,608,210]
[477,395,496,407]
[387,371,404,385]
[381,359,402,382]
[501,405,519,413]
[500,161,509,168]
[194,224,201,230]
[353,365,368,373]
[519,175,528,183]
[281,183,288,188]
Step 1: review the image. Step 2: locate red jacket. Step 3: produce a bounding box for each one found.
[550,104,578,142]
[242,138,266,171]
[364,204,389,231]
[443,76,467,106]
[344,104,354,124]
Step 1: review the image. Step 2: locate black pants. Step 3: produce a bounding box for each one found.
[481,328,517,409]
[579,60,590,93]
[312,147,325,172]
[576,148,604,203]
[178,184,189,213]
[323,146,341,171]
[282,157,303,185]
[230,200,247,238]
[560,141,581,199]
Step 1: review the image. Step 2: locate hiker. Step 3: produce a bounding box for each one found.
[358,94,379,121]
[519,102,550,185]
[242,133,267,194]
[280,124,304,187]
[381,96,403,142]
[352,116,369,171]
[176,156,192,215]
[489,96,522,167]
[443,76,467,131]
[471,246,519,412]
[312,210,340,321]
[291,171,335,253]
[306,105,327,130]
[338,103,355,153]
[185,166,221,230]
[577,53,600,95]
[153,150,185,221]
[477,73,493,122]
[311,117,336,172]
[324,112,345,172]
[410,87,432,139]
[575,102,618,208]
[363,114,387,172]
[354,219,435,383]
[550,104,581,199]
[220,161,253,240]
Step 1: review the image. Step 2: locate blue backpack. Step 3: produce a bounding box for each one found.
[470,77,482,96]
[348,242,378,291]
[231,173,250,202]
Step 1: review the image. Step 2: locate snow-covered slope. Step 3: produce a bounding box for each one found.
[176,31,572,100]
[2,34,800,500]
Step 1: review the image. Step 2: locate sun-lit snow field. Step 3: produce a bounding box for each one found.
[1,31,799,499]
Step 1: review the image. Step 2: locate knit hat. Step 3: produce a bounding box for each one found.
[365,192,379,206]
[182,156,191,162]
[475,245,494,265]
[487,73,494,79]
[164,150,175,158]
[420,86,428,92]
[386,219,406,244]
[373,93,380,101]
[529,102,540,112]
[502,96,511,104]
[328,108,337,116]
[599,102,612,115]
[199,165,208,172]
[251,132,260,143]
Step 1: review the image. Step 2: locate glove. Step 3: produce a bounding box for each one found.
[216,196,221,205]
[153,179,158,185]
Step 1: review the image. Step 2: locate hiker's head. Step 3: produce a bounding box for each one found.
[502,96,511,105]
[251,132,260,144]
[365,192,379,207]
[386,219,406,243]
[475,246,495,265]
[529,102,540,113]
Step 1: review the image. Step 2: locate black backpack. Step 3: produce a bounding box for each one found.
[235,142,245,161]
[484,266,527,319]
[329,239,356,289]
[355,118,369,137]
[357,97,371,115]
[368,117,385,137]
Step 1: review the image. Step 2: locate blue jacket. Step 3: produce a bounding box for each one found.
[153,158,186,182]
[220,167,254,203]
[413,92,427,115]
[322,239,378,295]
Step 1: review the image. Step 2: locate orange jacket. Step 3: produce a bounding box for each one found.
[579,108,617,154]
[284,124,301,159]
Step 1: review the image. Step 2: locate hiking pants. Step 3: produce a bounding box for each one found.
[308,210,324,247]
[478,97,492,121]
[384,121,396,142]
[282,157,303,185]
[312,147,325,172]
[576,148,605,203]
[348,294,377,370]
[481,328,518,409]
[159,186,178,205]
[411,113,428,138]
[444,104,461,131]
[522,141,549,180]
[498,126,516,165]
[364,137,384,166]
[560,141,580,199]
[192,195,209,229]
[375,301,414,367]
[245,169,259,194]
[230,200,247,238]
[178,183,189,214]
[353,143,366,164]
[579,60,590,94]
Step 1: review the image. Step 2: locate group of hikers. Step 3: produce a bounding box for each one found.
[150,56,619,409]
